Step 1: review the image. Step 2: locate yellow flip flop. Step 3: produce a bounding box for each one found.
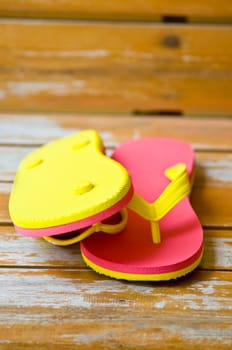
[9,130,133,243]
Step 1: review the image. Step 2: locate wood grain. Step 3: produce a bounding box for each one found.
[0,269,231,349]
[0,114,231,150]
[1,151,232,227]
[0,147,229,187]
[0,113,231,349]
[0,1,231,343]
[1,184,231,229]
[0,0,231,22]
[0,225,83,268]
[0,225,231,271]
[0,21,232,114]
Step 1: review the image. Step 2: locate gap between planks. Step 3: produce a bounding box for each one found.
[0,0,232,24]
[0,114,231,151]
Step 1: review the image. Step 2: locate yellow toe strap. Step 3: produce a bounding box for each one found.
[127,163,191,244]
[43,209,128,246]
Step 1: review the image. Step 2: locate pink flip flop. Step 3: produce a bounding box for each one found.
[81,138,204,281]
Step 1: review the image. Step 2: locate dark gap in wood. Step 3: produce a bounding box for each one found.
[0,266,89,271]
[0,265,231,274]
[202,224,232,230]
[162,15,188,23]
[1,222,230,229]
[133,110,183,117]
[198,267,232,273]
[0,180,13,184]
[194,149,232,153]
[0,142,42,147]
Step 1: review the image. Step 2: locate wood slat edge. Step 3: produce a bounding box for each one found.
[0,0,232,22]
[0,21,232,115]
[0,114,231,150]
[0,225,231,271]
[0,151,232,227]
[0,269,231,349]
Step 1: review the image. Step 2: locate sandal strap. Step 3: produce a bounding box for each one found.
[43,209,128,246]
[127,163,191,244]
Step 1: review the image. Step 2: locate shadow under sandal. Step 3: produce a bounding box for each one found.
[81,137,204,281]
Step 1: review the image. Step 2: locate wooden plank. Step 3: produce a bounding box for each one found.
[0,225,83,268]
[0,225,231,271]
[1,149,231,188]
[0,114,232,151]
[202,230,232,271]
[0,1,231,22]
[0,151,232,227]
[0,21,232,115]
[0,183,12,222]
[0,269,231,349]
[0,147,35,181]
[1,180,232,226]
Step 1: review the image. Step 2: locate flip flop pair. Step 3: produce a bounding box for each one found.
[9,130,204,281]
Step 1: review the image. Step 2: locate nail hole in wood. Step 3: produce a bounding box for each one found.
[161,35,181,48]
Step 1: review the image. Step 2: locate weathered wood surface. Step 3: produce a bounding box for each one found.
[0,225,231,271]
[0,21,232,115]
[0,269,231,349]
[0,114,231,150]
[1,151,232,227]
[0,0,231,22]
[0,114,231,348]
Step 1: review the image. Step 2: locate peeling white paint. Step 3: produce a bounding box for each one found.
[191,279,232,292]
[154,300,167,309]
[0,115,115,145]
[205,169,232,184]
[61,332,104,344]
[0,272,92,309]
[167,322,232,340]
[5,79,101,98]
[192,143,227,151]
[99,131,113,140]
[0,116,76,142]
[23,49,109,58]
[165,290,230,312]
[0,268,231,324]
[123,50,154,59]
[0,227,83,266]
[182,55,201,63]
[201,158,232,184]
[0,89,6,99]
[124,278,232,312]
[7,80,86,97]
[0,182,12,194]
[133,129,141,140]
[0,147,35,176]
[205,236,232,268]
[126,283,155,295]
[7,81,64,96]
[186,279,232,311]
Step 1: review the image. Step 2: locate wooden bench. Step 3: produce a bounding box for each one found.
[0,2,231,349]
